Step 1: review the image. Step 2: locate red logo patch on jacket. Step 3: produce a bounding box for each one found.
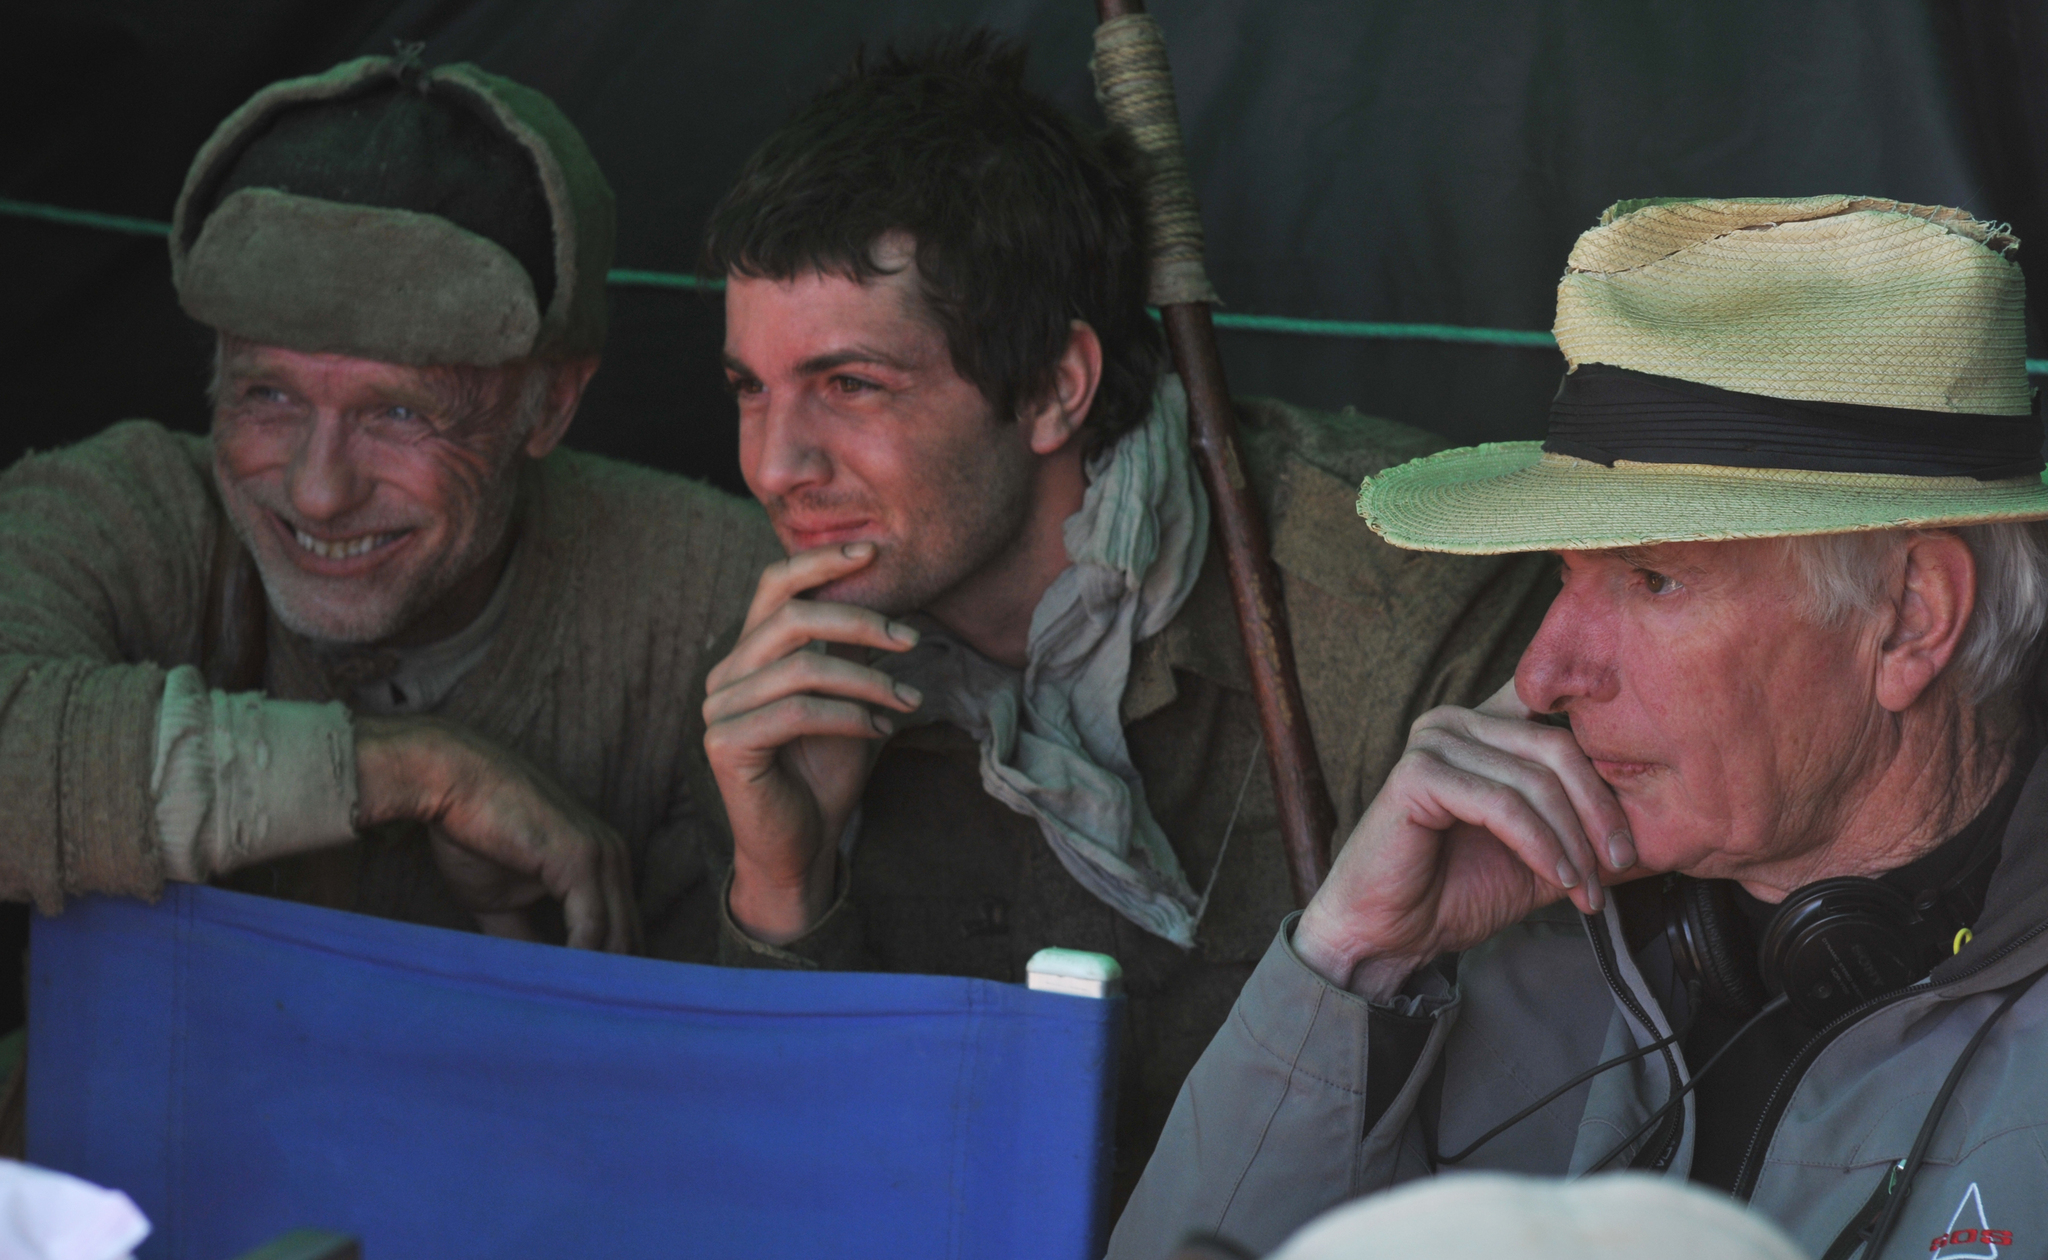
[1930,1184,2009,1258]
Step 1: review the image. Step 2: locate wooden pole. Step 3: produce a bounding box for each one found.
[1091,0,1336,905]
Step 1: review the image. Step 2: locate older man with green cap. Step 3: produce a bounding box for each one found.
[1112,197,2048,1260]
[0,54,778,952]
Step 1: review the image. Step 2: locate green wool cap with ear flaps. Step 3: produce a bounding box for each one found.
[1358,196,2048,554]
[170,55,616,366]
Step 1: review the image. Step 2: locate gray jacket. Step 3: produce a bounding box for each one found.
[1112,746,2048,1260]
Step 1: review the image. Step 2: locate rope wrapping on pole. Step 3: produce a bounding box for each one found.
[1090,16,1220,309]
[1092,0,1338,905]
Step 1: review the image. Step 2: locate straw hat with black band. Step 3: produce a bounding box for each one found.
[1358,196,2047,554]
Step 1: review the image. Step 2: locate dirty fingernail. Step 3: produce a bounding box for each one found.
[1607,831,1636,869]
[895,682,923,707]
[888,622,920,645]
[842,542,875,558]
[1555,858,1580,889]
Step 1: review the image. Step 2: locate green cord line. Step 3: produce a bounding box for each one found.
[9,195,2047,372]
[1203,311,1556,347]
[2,196,171,239]
[607,268,722,291]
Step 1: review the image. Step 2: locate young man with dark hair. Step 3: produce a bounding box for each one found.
[695,32,1553,1194]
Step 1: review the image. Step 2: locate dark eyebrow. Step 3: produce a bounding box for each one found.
[721,352,757,377]
[793,347,917,377]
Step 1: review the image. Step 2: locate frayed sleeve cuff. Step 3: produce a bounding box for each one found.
[151,667,358,882]
[713,863,865,970]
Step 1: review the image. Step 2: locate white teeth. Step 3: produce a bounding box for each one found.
[293,528,399,560]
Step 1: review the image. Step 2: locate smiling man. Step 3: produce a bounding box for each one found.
[1111,197,2048,1260]
[693,33,1556,1197]
[0,55,778,954]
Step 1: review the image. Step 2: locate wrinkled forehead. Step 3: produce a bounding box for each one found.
[213,337,516,417]
[1557,536,1799,579]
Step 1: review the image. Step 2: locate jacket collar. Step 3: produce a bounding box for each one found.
[1120,436,1388,726]
[1121,540,1252,724]
[1943,738,2048,990]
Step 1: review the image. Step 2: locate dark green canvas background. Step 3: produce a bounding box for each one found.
[3,0,2043,496]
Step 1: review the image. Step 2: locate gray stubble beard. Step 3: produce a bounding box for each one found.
[224,473,520,647]
[784,424,1039,621]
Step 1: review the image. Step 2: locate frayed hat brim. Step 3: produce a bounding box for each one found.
[1358,445,2048,555]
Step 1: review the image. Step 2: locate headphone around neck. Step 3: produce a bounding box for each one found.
[1662,865,1986,1028]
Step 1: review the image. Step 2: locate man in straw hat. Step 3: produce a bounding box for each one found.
[0,54,778,955]
[1111,196,2048,1260]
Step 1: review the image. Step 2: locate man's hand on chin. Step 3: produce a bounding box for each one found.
[353,715,640,953]
[1293,679,1640,1002]
[701,543,925,945]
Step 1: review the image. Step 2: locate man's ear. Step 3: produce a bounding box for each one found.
[1020,321,1103,456]
[524,355,601,459]
[1875,530,1977,712]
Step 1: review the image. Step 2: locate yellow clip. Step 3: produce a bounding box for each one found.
[1954,927,1975,955]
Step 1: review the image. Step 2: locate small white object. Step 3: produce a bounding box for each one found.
[0,1159,150,1260]
[1025,948,1123,999]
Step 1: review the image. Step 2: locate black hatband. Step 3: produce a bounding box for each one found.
[1542,363,2043,481]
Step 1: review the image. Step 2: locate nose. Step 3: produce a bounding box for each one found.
[1515,563,1621,714]
[284,410,372,525]
[742,390,833,502]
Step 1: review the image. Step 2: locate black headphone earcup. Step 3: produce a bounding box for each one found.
[1760,878,1928,1027]
[1664,877,1769,1019]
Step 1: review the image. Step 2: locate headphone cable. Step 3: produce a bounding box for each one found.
[1435,1028,1682,1166]
[1834,963,2048,1260]
[1580,993,1792,1176]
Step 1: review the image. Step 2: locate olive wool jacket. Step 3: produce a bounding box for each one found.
[0,420,782,949]
[700,397,1558,1202]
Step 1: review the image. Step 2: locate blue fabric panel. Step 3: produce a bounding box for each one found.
[27,886,1118,1260]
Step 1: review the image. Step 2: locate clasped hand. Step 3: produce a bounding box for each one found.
[355,715,639,953]
[1294,680,1638,1001]
[702,543,924,944]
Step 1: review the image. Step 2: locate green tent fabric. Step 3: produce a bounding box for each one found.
[4,1,2041,496]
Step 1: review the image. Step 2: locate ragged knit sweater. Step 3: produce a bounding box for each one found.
[0,420,781,951]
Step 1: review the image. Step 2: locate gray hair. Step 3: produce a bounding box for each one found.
[1784,521,2048,703]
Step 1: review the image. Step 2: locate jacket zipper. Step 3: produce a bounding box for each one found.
[1730,917,2048,1201]
[1583,911,1686,1170]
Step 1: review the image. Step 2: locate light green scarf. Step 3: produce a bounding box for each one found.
[881,377,1211,945]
